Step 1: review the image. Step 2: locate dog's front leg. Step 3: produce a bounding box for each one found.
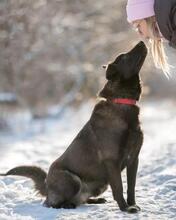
[126,157,141,213]
[105,160,128,211]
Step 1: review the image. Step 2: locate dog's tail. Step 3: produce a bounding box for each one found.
[0,166,47,196]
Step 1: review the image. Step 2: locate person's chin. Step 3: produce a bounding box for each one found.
[145,36,150,40]
[139,34,149,40]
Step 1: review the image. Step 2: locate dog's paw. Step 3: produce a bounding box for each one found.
[59,202,76,209]
[119,204,129,212]
[127,205,141,213]
[96,198,107,204]
[60,203,76,209]
[87,198,107,204]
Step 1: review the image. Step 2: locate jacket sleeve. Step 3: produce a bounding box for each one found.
[154,0,176,48]
[170,1,176,48]
[171,1,176,29]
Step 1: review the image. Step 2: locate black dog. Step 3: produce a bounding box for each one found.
[0,41,147,213]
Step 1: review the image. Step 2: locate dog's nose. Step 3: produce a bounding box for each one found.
[135,41,147,54]
[138,41,145,47]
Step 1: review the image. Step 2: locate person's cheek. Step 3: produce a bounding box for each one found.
[141,26,149,38]
[138,27,144,37]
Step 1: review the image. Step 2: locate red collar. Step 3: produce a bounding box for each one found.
[112,98,137,106]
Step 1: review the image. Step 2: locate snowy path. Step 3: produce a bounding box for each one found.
[0,100,175,220]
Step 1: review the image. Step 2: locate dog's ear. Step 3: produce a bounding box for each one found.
[102,65,107,69]
[106,64,118,80]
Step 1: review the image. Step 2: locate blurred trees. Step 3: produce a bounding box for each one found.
[0,0,176,118]
[0,0,129,116]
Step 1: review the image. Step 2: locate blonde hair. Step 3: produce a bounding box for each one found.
[145,17,171,77]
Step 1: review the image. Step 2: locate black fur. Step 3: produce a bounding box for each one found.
[0,41,147,213]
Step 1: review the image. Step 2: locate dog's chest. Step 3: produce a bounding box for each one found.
[123,126,143,164]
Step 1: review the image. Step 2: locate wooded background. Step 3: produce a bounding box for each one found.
[0,0,176,119]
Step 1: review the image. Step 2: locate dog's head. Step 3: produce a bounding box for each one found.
[99,41,147,101]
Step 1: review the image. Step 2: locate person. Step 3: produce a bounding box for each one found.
[126,0,176,76]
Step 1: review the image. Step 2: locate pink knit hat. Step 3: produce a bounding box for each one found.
[126,0,155,22]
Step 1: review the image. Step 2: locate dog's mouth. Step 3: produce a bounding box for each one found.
[132,41,147,70]
[136,52,147,67]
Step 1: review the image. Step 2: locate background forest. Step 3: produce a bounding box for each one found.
[0,0,176,123]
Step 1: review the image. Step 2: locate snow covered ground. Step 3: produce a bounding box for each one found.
[0,100,175,220]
